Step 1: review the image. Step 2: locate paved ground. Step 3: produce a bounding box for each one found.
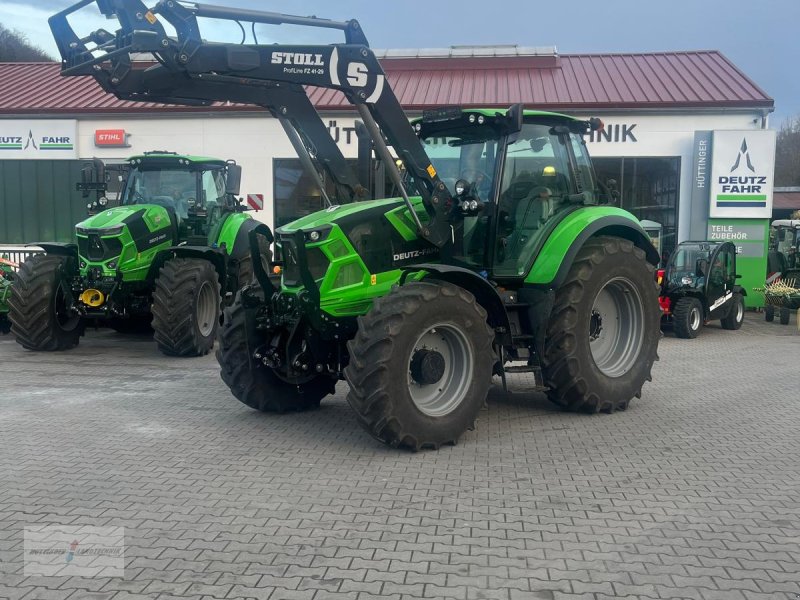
[0,311,798,600]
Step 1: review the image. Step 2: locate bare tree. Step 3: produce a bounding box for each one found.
[0,24,52,62]
[775,115,800,187]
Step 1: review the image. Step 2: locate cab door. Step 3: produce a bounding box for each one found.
[706,243,735,318]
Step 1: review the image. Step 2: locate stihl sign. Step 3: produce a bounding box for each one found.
[247,193,264,211]
[94,129,130,147]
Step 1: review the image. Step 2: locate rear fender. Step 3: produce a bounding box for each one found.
[401,263,511,344]
[525,210,660,289]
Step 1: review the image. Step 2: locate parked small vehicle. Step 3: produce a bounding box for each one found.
[658,241,745,338]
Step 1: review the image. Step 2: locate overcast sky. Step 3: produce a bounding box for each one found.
[3,0,798,124]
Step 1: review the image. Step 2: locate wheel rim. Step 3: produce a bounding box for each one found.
[54,281,80,332]
[690,306,701,331]
[408,324,473,417]
[196,280,217,337]
[589,277,645,377]
[736,299,744,323]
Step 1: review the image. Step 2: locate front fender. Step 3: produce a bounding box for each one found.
[401,263,511,344]
[524,207,659,288]
[147,246,226,284]
[32,242,78,260]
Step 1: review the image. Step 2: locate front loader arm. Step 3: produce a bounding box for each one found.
[49,0,453,247]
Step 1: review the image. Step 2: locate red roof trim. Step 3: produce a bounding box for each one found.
[0,50,774,116]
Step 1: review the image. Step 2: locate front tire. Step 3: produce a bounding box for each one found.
[765,305,775,322]
[345,281,495,450]
[216,290,333,412]
[542,236,661,413]
[780,306,791,325]
[8,254,84,351]
[720,293,744,330]
[151,258,221,356]
[673,297,703,339]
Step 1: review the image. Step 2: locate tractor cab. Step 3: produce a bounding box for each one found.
[414,109,603,278]
[120,152,242,239]
[768,219,800,282]
[660,240,745,338]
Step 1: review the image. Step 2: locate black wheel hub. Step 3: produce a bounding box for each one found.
[410,349,446,385]
[589,310,603,341]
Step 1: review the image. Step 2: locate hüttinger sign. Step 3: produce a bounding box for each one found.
[0,120,77,159]
[709,129,776,219]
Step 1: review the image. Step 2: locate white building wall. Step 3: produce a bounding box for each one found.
[75,110,766,242]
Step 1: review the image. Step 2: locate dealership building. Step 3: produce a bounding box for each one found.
[0,48,776,301]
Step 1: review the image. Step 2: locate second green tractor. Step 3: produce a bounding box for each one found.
[9,152,272,356]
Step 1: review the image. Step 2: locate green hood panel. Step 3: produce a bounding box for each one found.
[78,205,168,233]
[277,197,412,233]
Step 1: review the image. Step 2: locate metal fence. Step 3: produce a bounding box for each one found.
[0,246,43,271]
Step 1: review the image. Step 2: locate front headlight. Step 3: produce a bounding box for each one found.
[681,276,693,285]
[98,196,108,207]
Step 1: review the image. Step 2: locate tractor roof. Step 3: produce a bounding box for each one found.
[127,152,227,170]
[410,108,582,127]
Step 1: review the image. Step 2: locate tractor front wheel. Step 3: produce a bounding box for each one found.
[216,290,334,412]
[542,236,661,413]
[151,258,221,356]
[780,306,791,325]
[673,297,703,339]
[345,281,494,450]
[720,293,745,330]
[8,254,84,351]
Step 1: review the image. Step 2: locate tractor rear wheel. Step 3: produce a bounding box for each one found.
[765,305,775,322]
[8,254,84,351]
[345,281,494,450]
[720,293,744,330]
[216,290,334,412]
[151,258,221,356]
[673,297,703,339]
[542,236,660,413]
[780,306,791,325]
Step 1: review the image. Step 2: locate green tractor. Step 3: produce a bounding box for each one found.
[9,152,272,355]
[51,0,662,449]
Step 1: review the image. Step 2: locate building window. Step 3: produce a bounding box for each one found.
[593,157,681,263]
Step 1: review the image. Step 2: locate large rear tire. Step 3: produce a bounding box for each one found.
[8,254,83,351]
[151,258,221,356]
[344,281,495,450]
[720,293,744,330]
[673,297,703,339]
[216,290,334,412]
[542,237,660,413]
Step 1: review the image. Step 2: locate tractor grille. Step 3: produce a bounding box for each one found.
[78,234,123,262]
[281,237,329,288]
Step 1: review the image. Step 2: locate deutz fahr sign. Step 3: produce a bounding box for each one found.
[0,120,77,159]
[709,129,776,219]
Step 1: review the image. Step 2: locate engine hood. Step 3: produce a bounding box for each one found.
[77,205,170,233]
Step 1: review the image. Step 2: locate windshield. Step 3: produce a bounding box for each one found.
[666,244,712,287]
[493,123,592,277]
[122,167,225,219]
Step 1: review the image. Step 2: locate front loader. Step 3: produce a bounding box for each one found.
[9,151,273,356]
[50,0,662,449]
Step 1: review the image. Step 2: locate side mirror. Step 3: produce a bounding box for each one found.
[506,103,524,135]
[80,165,92,198]
[735,274,743,279]
[225,163,242,195]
